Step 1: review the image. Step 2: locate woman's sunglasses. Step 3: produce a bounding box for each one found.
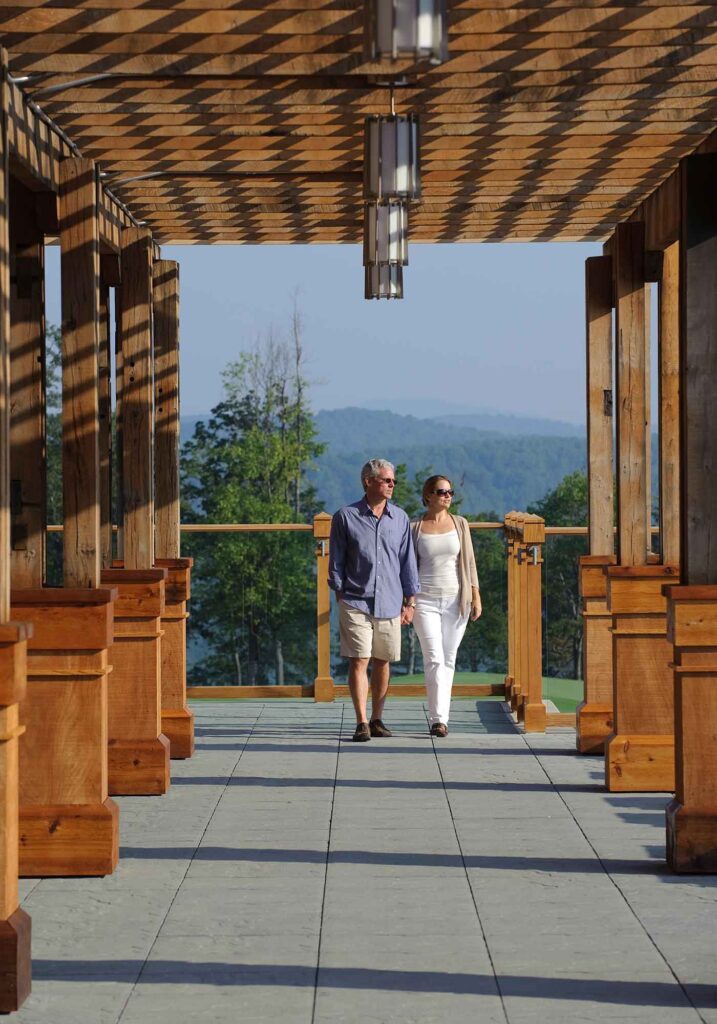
[434,488,454,497]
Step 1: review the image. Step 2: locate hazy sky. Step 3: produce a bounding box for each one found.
[46,240,604,424]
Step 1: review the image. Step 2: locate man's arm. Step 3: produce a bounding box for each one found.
[398,517,420,624]
[327,510,347,600]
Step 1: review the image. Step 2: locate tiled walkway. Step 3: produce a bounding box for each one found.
[15,699,717,1024]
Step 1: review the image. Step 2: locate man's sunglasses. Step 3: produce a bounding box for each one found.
[434,488,454,497]
[377,477,396,485]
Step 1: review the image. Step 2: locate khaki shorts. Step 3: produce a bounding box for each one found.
[339,602,401,662]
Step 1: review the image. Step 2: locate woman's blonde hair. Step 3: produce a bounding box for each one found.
[422,474,453,507]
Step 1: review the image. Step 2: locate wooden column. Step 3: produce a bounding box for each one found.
[577,255,616,754]
[606,222,678,792]
[15,158,118,876]
[666,153,717,872]
[98,257,118,571]
[105,227,169,795]
[313,512,334,702]
[0,52,31,1012]
[9,181,45,589]
[659,241,680,569]
[154,258,194,757]
[120,227,154,571]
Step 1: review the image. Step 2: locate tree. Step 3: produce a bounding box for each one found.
[181,326,325,686]
[528,470,588,679]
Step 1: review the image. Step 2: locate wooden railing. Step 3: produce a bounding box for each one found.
[47,517,607,724]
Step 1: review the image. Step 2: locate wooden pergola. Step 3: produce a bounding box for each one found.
[2,0,717,1012]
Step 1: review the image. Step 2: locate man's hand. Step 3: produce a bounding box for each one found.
[401,598,416,626]
[336,590,343,604]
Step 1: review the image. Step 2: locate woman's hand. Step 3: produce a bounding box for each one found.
[470,592,482,621]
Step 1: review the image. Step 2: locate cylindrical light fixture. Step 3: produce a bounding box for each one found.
[363,201,409,267]
[365,264,404,300]
[364,114,420,201]
[365,0,448,65]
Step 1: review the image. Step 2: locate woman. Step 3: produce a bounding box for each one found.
[411,476,481,737]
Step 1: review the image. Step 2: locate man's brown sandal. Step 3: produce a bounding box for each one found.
[352,722,371,742]
[369,719,392,738]
[430,723,448,738]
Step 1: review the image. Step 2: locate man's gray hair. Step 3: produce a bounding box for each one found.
[361,458,395,490]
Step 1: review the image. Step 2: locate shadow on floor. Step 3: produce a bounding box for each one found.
[32,961,710,1009]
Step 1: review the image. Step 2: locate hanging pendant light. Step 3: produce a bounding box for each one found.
[363,201,409,268]
[364,114,420,201]
[365,0,448,65]
[365,264,404,300]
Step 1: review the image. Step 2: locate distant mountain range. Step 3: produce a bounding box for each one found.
[180,407,589,516]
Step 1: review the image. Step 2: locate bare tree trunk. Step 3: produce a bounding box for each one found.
[407,628,417,675]
[292,294,303,517]
[275,637,285,685]
[234,649,243,686]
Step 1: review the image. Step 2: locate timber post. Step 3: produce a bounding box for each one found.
[605,222,678,792]
[154,259,194,758]
[577,255,616,754]
[503,513,517,705]
[313,512,335,702]
[666,153,717,872]
[517,514,547,733]
[104,226,169,795]
[0,51,31,1012]
[13,156,119,878]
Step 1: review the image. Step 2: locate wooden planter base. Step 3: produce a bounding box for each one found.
[19,799,118,876]
[0,907,31,1013]
[665,586,717,873]
[12,589,119,877]
[576,555,616,754]
[0,622,32,1011]
[156,558,194,759]
[604,566,679,792]
[101,568,170,796]
[108,736,170,796]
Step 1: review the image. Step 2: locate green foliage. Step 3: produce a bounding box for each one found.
[181,333,325,685]
[529,470,588,679]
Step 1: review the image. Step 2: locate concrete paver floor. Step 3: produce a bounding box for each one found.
[15,699,717,1024]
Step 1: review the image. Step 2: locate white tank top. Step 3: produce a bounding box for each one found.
[417,529,461,597]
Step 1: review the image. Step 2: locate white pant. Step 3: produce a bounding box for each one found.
[412,593,469,725]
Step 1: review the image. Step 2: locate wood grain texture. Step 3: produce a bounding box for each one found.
[606,568,677,791]
[59,157,101,589]
[98,280,113,569]
[314,512,334,702]
[577,554,616,755]
[9,202,45,589]
[102,567,169,795]
[666,585,717,871]
[156,558,194,758]
[614,221,648,567]
[119,226,154,571]
[153,260,180,561]
[0,906,31,1013]
[12,593,118,877]
[679,153,717,584]
[585,255,614,557]
[659,240,681,568]
[0,54,10,622]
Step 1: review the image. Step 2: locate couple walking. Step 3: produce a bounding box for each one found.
[328,458,481,741]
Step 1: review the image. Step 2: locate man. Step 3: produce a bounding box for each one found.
[328,458,419,741]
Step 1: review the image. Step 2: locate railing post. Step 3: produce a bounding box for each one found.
[503,513,517,704]
[313,512,334,702]
[519,514,547,733]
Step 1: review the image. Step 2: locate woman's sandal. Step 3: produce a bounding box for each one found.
[430,723,448,738]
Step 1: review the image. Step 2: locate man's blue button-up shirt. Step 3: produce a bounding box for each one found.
[327,498,420,619]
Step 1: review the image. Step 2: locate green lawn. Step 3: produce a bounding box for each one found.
[391,672,583,713]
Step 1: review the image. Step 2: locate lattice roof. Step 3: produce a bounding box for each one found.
[2,1,717,244]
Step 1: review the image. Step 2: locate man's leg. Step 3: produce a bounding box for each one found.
[369,658,390,722]
[348,657,371,725]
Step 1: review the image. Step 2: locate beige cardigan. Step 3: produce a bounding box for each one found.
[410,514,480,617]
